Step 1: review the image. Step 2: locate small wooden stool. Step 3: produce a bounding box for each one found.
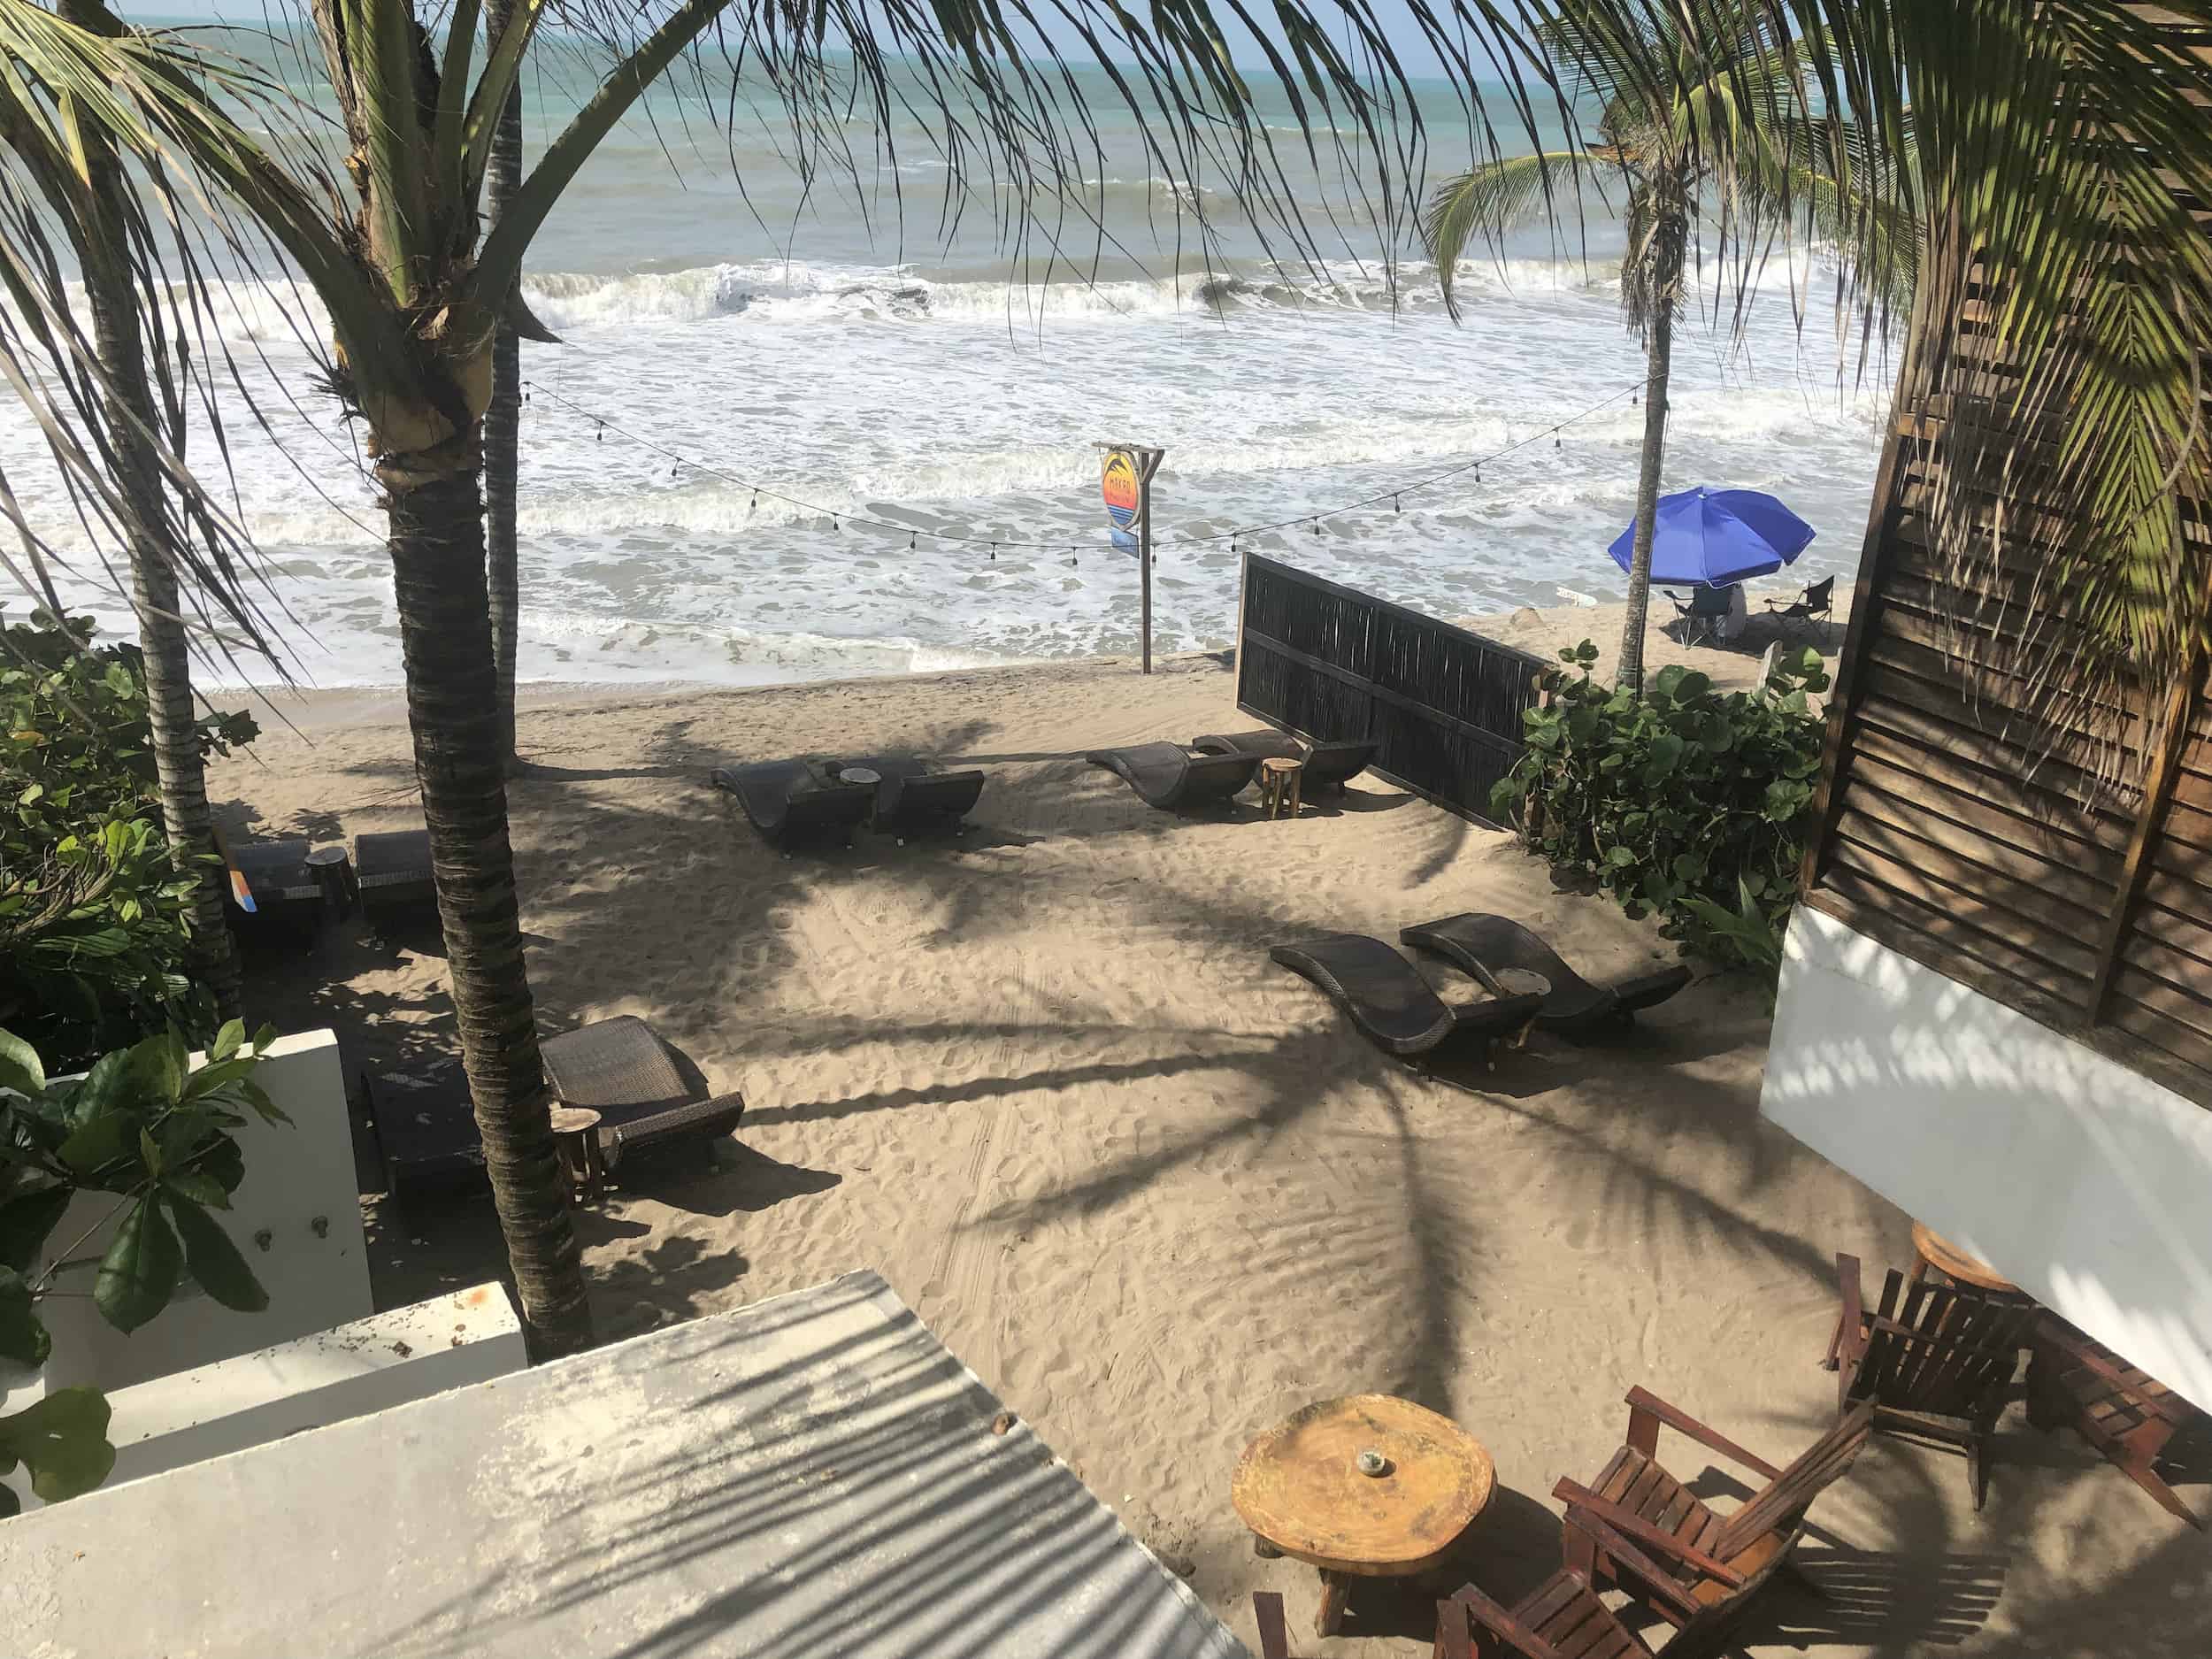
[1258,757,1305,820]
[549,1105,605,1203]
[1233,1394,1494,1637]
[1910,1222,2024,1296]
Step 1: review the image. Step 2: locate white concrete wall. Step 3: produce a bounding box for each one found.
[1,1030,371,1410]
[4,1285,522,1511]
[1761,904,2212,1412]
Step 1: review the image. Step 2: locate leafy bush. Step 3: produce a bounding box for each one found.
[0,1020,283,1514]
[1489,641,1832,973]
[0,612,257,1068]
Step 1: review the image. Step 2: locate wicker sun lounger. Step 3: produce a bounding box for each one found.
[844,755,987,841]
[711,759,873,851]
[212,830,324,944]
[1401,912,1690,1034]
[1270,933,1541,1064]
[364,1016,745,1196]
[1085,741,1258,811]
[540,1015,747,1171]
[1191,729,1375,794]
[353,827,439,932]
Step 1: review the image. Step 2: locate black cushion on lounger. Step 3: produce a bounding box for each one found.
[1270,933,1542,1061]
[1399,912,1691,1033]
[711,759,872,850]
[1086,742,1258,811]
[353,827,437,921]
[1191,729,1375,793]
[359,1056,481,1198]
[846,755,986,838]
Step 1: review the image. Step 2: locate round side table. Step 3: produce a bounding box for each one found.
[549,1105,605,1203]
[1911,1222,2023,1296]
[1233,1394,1493,1637]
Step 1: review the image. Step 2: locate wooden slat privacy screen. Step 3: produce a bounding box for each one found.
[1235,553,1547,824]
[1801,4,2212,1103]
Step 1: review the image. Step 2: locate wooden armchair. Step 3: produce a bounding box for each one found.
[2027,1314,2204,1528]
[1427,1574,1656,1659]
[1552,1386,1874,1659]
[1830,1251,2038,1509]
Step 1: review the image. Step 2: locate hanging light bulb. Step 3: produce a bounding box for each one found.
[1311,518,1321,535]
[1394,494,1402,513]
[833,516,841,533]
[749,491,758,514]
[910,534,918,551]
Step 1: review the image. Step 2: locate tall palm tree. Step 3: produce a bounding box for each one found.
[4,0,1506,1358]
[483,0,523,774]
[1422,4,1916,694]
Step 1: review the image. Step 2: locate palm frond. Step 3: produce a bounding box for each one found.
[1420,150,1603,320]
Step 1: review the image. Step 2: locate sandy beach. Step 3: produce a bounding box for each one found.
[207,592,2200,1659]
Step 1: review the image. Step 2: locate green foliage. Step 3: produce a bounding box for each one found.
[0,611,257,1070]
[1490,640,1832,975]
[0,1021,281,1513]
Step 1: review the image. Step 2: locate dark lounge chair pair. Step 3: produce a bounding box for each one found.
[1272,913,1690,1067]
[1087,729,1377,813]
[219,824,439,941]
[711,755,986,852]
[363,1014,745,1198]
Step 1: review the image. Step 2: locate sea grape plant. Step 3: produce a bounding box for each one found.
[1489,641,1832,974]
[0,1019,283,1513]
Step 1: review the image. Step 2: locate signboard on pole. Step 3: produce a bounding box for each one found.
[1097,444,1167,672]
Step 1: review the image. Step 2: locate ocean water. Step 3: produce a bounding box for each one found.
[6,27,1893,689]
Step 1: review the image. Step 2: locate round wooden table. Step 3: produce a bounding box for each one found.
[1233,1394,1494,1637]
[1911,1222,2021,1295]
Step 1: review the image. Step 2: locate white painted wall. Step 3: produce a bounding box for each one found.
[1,1030,371,1411]
[1761,904,2212,1412]
[4,1285,522,1511]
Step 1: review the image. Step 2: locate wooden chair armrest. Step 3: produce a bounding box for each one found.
[2039,1326,2197,1425]
[1438,1584,1568,1659]
[1554,1477,1747,1588]
[1828,1253,1865,1374]
[1624,1385,1785,1480]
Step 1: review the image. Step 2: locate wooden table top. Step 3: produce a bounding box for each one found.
[1232,1394,1493,1577]
[549,1105,603,1134]
[1912,1222,2020,1294]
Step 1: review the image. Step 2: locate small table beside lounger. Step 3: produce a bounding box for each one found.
[1234,1394,1494,1638]
[1258,757,1303,820]
[549,1105,606,1202]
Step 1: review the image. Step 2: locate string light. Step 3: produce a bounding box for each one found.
[519,375,1654,558]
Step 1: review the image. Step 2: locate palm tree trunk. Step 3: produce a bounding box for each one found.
[484,0,524,774]
[1617,201,1687,697]
[383,453,591,1361]
[65,0,241,1024]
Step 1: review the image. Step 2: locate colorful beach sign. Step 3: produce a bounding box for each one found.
[1101,448,1143,555]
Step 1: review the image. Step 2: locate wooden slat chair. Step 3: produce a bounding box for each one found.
[1831,1251,2039,1509]
[1552,1387,1875,1659]
[2026,1314,2205,1528]
[1428,1575,1657,1659]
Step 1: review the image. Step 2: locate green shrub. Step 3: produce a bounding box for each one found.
[0,1020,282,1513]
[1488,640,1832,974]
[0,612,257,1067]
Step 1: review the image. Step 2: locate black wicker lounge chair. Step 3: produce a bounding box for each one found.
[353,827,438,933]
[1086,742,1258,811]
[540,1015,747,1171]
[711,758,873,851]
[843,755,987,841]
[1270,933,1541,1064]
[363,1015,746,1197]
[1191,729,1375,794]
[1400,912,1690,1034]
[212,830,323,942]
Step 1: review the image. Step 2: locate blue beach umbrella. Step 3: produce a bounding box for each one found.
[1606,487,1816,587]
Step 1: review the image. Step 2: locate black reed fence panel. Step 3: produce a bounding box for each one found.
[1235,554,1546,825]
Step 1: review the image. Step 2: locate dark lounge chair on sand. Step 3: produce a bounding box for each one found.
[843,755,987,841]
[1191,729,1375,795]
[1086,741,1258,812]
[1270,933,1541,1066]
[213,830,322,943]
[353,826,438,933]
[711,758,873,851]
[364,1015,745,1197]
[1401,912,1689,1034]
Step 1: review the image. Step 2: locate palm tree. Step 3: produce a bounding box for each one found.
[483,0,524,774]
[4,0,1502,1358]
[1422,4,1916,694]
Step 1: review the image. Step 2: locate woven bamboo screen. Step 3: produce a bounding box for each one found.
[1800,4,2212,1102]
